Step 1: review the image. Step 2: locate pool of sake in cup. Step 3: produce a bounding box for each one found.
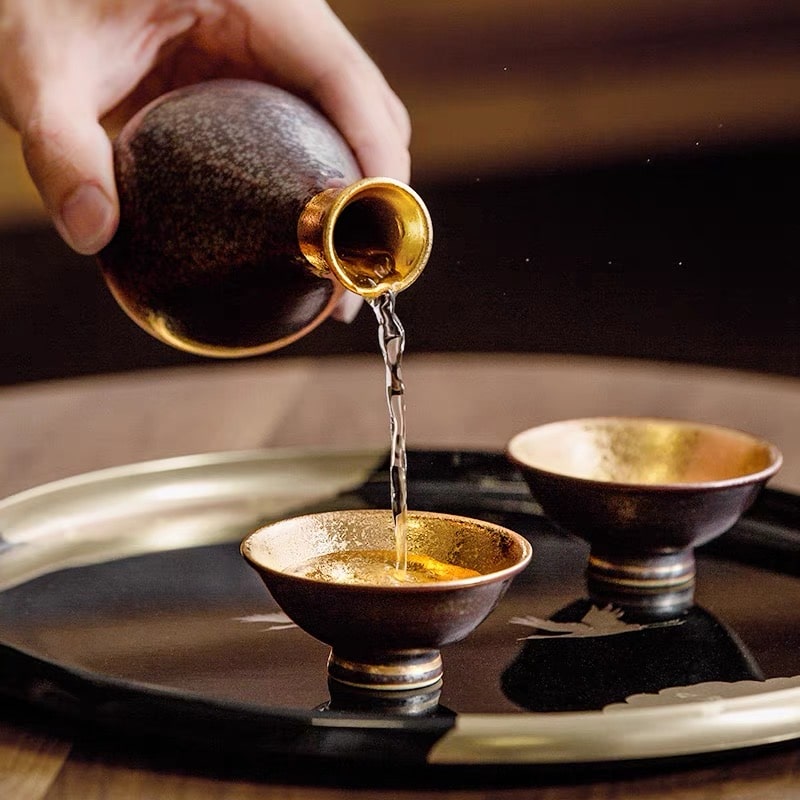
[507,416,782,619]
[240,509,532,691]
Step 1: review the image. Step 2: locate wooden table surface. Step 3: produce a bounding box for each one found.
[2,351,800,798]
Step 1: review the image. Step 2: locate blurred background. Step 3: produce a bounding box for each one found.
[1,0,798,385]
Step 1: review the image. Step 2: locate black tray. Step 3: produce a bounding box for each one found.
[2,447,800,770]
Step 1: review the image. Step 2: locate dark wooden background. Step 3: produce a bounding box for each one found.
[0,0,798,385]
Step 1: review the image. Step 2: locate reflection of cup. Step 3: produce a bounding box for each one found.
[241,508,532,691]
[501,598,763,712]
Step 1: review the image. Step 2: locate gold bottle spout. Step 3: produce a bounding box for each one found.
[297,177,433,299]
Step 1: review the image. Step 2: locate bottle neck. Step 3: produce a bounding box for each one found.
[297,177,433,299]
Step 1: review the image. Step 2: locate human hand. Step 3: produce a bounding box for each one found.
[0,0,411,265]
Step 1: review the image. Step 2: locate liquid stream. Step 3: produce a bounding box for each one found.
[369,291,409,572]
[287,291,479,587]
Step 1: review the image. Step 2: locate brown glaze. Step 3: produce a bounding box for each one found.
[98,79,361,357]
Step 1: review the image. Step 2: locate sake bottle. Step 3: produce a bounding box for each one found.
[97,79,432,357]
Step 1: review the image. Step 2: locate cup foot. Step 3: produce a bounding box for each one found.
[587,549,695,620]
[327,648,443,691]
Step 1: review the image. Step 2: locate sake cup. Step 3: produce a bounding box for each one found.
[507,416,782,618]
[241,509,532,691]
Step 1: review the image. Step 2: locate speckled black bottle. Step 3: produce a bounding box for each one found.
[97,79,431,357]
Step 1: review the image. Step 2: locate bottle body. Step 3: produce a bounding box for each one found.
[98,79,431,357]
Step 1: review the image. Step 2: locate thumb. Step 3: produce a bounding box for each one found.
[21,96,118,255]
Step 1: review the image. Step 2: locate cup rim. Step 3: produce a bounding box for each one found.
[240,508,533,591]
[506,415,783,492]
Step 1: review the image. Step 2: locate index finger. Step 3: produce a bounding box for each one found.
[239,0,411,181]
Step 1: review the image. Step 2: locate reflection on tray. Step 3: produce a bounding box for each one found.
[501,599,763,713]
[316,679,457,719]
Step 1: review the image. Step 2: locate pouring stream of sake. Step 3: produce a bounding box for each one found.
[369,292,408,572]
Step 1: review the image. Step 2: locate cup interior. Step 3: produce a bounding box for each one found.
[242,508,530,583]
[507,416,782,487]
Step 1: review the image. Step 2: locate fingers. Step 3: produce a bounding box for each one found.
[21,91,118,254]
[241,0,412,182]
[2,0,412,258]
[0,0,192,256]
[0,14,119,255]
[310,61,412,184]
